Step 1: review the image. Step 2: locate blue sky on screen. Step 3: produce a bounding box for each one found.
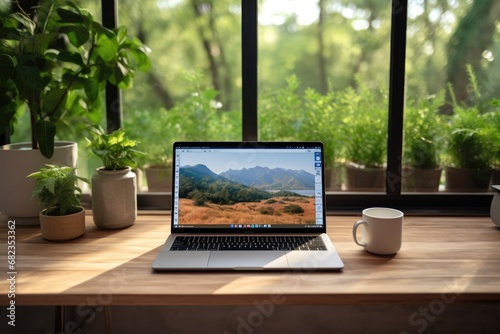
[179,151,317,175]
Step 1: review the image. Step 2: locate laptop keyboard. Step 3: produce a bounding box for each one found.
[169,236,327,251]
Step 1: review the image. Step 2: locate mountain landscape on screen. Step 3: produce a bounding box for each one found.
[178,164,317,225]
[219,166,314,190]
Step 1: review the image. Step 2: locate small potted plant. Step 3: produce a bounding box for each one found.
[301,87,345,191]
[488,108,500,186]
[27,165,89,241]
[444,66,497,192]
[124,109,174,192]
[343,84,388,192]
[142,146,173,192]
[402,93,445,192]
[86,126,145,229]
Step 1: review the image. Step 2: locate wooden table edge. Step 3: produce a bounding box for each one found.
[3,292,500,306]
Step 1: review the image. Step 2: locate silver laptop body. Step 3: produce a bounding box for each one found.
[152,141,344,271]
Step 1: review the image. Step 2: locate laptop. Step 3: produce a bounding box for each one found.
[152,141,344,271]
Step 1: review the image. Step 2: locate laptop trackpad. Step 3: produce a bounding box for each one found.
[152,251,211,270]
[208,251,288,269]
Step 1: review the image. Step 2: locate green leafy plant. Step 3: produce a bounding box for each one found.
[301,85,345,168]
[0,0,150,158]
[343,82,388,168]
[488,107,500,168]
[259,75,304,141]
[260,75,346,168]
[86,126,145,170]
[124,108,173,169]
[168,79,240,143]
[446,65,497,170]
[27,164,89,216]
[124,76,240,170]
[404,93,445,169]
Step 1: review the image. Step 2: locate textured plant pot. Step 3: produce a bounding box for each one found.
[324,166,343,191]
[491,186,500,228]
[145,166,172,192]
[39,207,85,241]
[91,167,137,229]
[345,164,386,192]
[402,167,442,192]
[0,142,78,225]
[491,168,500,189]
[445,167,492,192]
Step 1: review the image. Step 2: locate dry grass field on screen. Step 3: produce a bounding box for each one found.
[178,196,317,225]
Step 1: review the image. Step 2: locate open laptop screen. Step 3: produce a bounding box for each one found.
[171,142,325,233]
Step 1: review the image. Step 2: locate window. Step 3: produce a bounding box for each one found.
[257,1,392,193]
[403,0,500,195]
[118,0,242,193]
[1,0,496,214]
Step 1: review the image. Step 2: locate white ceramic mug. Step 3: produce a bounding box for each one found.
[353,207,404,255]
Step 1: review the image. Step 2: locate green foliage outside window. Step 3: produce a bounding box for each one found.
[445,65,499,170]
[404,92,446,169]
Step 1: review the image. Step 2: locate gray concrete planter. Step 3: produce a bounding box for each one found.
[91,167,137,229]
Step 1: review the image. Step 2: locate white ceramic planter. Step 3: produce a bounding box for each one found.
[91,167,137,229]
[0,142,78,225]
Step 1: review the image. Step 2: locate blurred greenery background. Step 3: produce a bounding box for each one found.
[3,0,499,191]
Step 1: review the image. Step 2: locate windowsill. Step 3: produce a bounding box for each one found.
[79,192,494,216]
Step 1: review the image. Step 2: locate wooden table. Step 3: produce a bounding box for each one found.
[1,213,500,307]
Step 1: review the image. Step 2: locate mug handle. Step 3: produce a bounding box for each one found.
[353,220,368,247]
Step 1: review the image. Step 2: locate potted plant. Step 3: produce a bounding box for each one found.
[86,126,145,229]
[343,84,388,192]
[302,87,344,191]
[0,0,150,223]
[444,66,497,192]
[142,146,173,192]
[27,164,89,241]
[124,109,174,192]
[488,108,500,187]
[402,93,445,192]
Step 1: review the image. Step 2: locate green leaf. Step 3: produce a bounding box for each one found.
[58,50,85,67]
[41,88,67,120]
[96,34,119,63]
[45,177,56,195]
[36,120,56,159]
[62,70,85,89]
[56,8,85,24]
[115,26,128,43]
[15,64,43,92]
[111,61,127,86]
[128,47,151,72]
[84,78,100,102]
[37,0,55,32]
[34,32,59,54]
[92,21,115,39]
[202,88,219,101]
[0,54,14,82]
[58,25,90,47]
[8,12,36,34]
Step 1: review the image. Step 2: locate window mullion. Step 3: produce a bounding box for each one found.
[386,0,408,195]
[101,0,122,133]
[241,0,258,141]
